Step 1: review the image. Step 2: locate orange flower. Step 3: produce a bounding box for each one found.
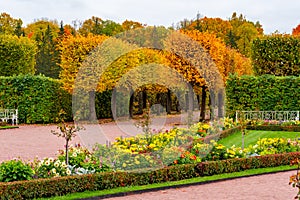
[174,160,178,164]
[190,155,197,160]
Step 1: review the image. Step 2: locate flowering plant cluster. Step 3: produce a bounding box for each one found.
[249,119,300,127]
[34,157,70,178]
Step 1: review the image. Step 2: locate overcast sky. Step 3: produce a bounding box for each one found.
[1,0,299,34]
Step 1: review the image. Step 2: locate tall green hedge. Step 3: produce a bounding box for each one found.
[226,74,300,117]
[0,75,72,123]
[252,35,300,76]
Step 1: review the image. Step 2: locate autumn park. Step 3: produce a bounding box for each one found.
[0,11,300,199]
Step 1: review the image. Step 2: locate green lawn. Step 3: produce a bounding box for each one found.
[219,130,300,148]
[39,165,296,200]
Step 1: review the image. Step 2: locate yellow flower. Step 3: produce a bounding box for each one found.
[122,163,127,168]
[135,160,140,165]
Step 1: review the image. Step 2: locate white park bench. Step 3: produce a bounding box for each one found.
[0,109,18,125]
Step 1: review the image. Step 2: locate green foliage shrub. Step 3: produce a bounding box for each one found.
[226,74,300,118]
[0,74,72,123]
[0,35,37,76]
[252,35,300,76]
[0,160,34,182]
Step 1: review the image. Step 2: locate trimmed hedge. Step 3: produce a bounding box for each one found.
[246,125,300,132]
[204,126,241,142]
[1,152,299,199]
[226,74,300,118]
[0,75,72,123]
[252,35,300,76]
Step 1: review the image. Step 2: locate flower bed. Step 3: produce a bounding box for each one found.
[0,118,299,198]
[0,152,299,199]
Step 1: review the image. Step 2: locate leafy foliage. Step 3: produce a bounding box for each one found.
[226,74,300,117]
[292,24,300,36]
[58,34,108,93]
[182,30,253,80]
[0,160,34,182]
[0,34,37,76]
[0,12,23,36]
[0,75,72,123]
[252,34,300,76]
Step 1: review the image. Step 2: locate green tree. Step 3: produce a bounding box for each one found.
[35,24,60,78]
[25,20,61,78]
[78,17,123,36]
[0,34,37,76]
[0,12,23,35]
[229,12,262,57]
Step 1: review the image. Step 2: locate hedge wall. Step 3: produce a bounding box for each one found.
[226,74,300,117]
[0,75,72,123]
[252,35,300,76]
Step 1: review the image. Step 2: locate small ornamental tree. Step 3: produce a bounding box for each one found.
[51,110,83,165]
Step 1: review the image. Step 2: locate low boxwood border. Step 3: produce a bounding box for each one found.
[246,125,300,132]
[1,152,299,199]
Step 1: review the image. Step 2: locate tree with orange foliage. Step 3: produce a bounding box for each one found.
[181,30,252,81]
[292,24,300,36]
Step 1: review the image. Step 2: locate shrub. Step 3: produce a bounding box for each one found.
[0,74,72,123]
[252,34,300,76]
[34,157,69,178]
[226,74,300,118]
[0,160,34,182]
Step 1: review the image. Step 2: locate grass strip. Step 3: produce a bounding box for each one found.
[219,130,299,147]
[0,126,19,130]
[40,165,296,200]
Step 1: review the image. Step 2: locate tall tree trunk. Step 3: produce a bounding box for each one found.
[185,92,189,112]
[89,90,97,121]
[209,91,215,120]
[138,91,143,114]
[166,89,172,114]
[200,86,206,122]
[111,89,116,119]
[218,91,224,118]
[156,93,161,115]
[129,91,134,119]
[175,92,180,112]
[142,90,147,109]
